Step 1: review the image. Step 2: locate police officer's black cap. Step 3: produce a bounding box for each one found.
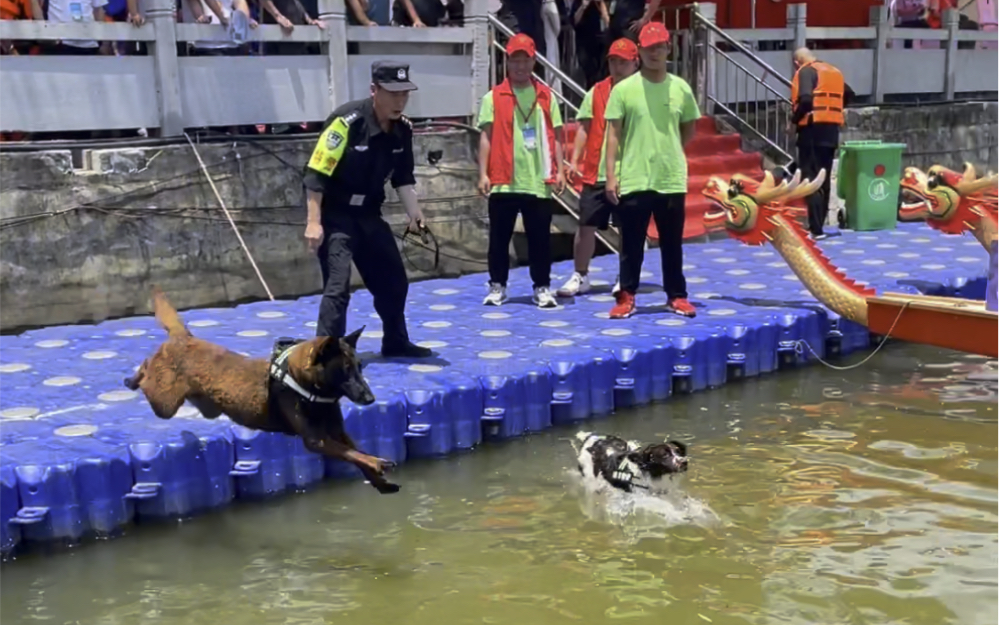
[371,61,418,92]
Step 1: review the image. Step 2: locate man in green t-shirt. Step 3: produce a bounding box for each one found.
[477,33,566,309]
[604,21,700,319]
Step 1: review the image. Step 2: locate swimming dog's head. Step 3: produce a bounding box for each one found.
[288,327,375,405]
[627,440,689,478]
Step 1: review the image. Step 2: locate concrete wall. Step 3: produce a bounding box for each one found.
[0,132,487,332]
[842,102,998,173]
[735,101,998,173]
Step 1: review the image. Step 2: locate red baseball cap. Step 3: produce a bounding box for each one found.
[607,38,638,61]
[638,22,670,48]
[506,33,536,58]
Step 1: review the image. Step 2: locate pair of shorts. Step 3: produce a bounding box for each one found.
[579,184,616,230]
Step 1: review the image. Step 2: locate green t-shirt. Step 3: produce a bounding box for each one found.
[576,86,620,185]
[477,86,564,199]
[603,73,701,196]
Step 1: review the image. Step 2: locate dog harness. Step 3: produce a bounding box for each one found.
[268,339,338,404]
[609,460,649,493]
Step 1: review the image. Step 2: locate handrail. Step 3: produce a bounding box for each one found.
[708,43,792,105]
[690,11,793,89]
[486,13,587,99]
[708,96,792,163]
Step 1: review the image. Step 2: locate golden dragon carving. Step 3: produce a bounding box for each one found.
[702,168,875,326]
[899,162,998,252]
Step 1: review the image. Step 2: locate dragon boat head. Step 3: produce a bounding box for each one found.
[899,163,998,234]
[702,169,827,245]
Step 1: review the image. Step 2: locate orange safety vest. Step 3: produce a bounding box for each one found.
[487,78,559,186]
[790,61,845,127]
[1,0,31,19]
[579,77,613,186]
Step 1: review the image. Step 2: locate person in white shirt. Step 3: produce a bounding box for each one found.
[45,0,110,54]
[181,0,256,55]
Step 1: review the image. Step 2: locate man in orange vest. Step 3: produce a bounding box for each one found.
[557,38,639,298]
[790,47,846,240]
[477,33,566,309]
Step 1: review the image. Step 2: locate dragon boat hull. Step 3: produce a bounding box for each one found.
[867,292,998,358]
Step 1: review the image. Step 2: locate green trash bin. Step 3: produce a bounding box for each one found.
[835,140,907,231]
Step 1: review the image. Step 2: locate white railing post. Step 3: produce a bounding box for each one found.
[147,0,183,136]
[318,0,350,110]
[788,3,807,51]
[870,5,889,104]
[943,8,960,99]
[468,0,491,116]
[695,2,717,113]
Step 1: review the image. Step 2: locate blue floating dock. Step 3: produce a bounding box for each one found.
[0,224,989,555]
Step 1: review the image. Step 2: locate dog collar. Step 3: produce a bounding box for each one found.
[269,344,339,404]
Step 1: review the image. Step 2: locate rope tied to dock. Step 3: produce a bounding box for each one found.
[184,132,276,301]
[793,301,912,371]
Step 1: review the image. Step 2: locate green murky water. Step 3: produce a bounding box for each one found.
[2,345,997,625]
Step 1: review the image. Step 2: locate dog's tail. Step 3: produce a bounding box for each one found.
[151,286,190,338]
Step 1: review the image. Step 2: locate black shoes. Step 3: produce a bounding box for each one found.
[381,341,433,359]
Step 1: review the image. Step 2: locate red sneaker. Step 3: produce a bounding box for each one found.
[666,297,697,318]
[609,291,636,319]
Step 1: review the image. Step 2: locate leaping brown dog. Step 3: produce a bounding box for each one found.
[124,287,400,494]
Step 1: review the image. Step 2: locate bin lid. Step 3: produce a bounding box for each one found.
[841,140,907,150]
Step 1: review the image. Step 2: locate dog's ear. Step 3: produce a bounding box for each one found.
[667,440,688,457]
[310,336,339,366]
[341,326,365,351]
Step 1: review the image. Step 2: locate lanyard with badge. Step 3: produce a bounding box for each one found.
[515,86,539,151]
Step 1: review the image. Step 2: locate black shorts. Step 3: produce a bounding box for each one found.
[579,184,616,230]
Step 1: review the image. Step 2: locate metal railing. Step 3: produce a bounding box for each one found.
[657,4,795,164]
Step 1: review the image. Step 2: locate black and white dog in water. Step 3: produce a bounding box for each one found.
[571,431,689,494]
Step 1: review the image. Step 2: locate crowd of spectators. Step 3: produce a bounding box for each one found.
[0,0,991,141]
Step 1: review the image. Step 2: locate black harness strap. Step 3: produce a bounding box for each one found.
[268,339,338,405]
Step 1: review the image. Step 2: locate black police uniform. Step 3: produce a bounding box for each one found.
[302,61,431,358]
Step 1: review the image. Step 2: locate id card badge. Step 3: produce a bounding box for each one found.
[70,2,84,20]
[522,127,537,151]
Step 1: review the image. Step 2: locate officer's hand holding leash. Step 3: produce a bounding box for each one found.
[397,184,425,234]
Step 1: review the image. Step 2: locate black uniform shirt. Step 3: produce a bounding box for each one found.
[303,97,416,215]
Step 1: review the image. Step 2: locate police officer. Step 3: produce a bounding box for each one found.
[302,61,432,359]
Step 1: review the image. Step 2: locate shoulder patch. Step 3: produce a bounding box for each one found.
[326,131,344,150]
[343,111,361,124]
[399,114,413,129]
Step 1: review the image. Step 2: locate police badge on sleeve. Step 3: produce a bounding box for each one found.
[326,131,345,150]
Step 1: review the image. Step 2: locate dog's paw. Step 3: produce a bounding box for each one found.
[375,481,401,495]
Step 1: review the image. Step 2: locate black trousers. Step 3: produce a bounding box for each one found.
[488,193,553,289]
[797,142,837,236]
[316,211,411,349]
[616,191,687,299]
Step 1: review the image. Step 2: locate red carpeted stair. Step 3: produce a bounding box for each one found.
[562,116,766,240]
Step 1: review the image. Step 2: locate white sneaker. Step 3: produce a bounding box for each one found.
[483,282,508,306]
[533,286,558,309]
[556,272,591,297]
[612,276,621,295]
